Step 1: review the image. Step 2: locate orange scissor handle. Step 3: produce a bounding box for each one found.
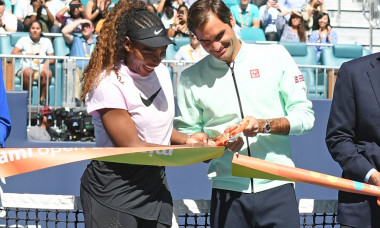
[214,121,249,146]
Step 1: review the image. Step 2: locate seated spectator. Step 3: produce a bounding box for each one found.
[43,0,62,32]
[168,4,188,37]
[174,32,208,63]
[11,20,54,106]
[276,10,306,42]
[24,0,57,33]
[301,0,325,36]
[145,2,158,14]
[230,0,260,29]
[14,0,34,31]
[0,0,17,32]
[28,106,60,141]
[157,0,177,29]
[251,0,266,7]
[259,0,285,41]
[56,0,85,33]
[84,0,111,28]
[277,0,307,11]
[308,12,337,61]
[61,19,96,106]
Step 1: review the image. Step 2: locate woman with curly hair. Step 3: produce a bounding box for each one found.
[79,0,209,227]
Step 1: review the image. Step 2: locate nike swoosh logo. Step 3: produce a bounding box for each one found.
[140,88,162,107]
[154,28,163,35]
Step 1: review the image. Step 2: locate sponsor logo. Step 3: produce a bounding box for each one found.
[142,149,174,157]
[250,69,260,78]
[140,88,162,107]
[154,28,163,35]
[294,75,304,83]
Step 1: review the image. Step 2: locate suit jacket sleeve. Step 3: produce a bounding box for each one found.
[326,62,378,182]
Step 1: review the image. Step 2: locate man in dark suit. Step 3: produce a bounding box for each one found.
[326,52,380,228]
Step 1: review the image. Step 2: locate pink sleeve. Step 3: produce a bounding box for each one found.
[86,79,127,115]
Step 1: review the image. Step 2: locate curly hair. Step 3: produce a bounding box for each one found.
[81,0,164,101]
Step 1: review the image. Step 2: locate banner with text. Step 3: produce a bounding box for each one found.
[0,146,225,178]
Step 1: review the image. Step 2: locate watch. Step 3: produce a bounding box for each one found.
[264,119,271,133]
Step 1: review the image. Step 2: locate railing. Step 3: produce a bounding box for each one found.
[2,54,339,123]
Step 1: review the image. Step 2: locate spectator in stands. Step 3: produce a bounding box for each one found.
[308,12,337,61]
[43,0,62,32]
[301,0,325,36]
[168,4,189,37]
[142,0,161,10]
[2,0,11,13]
[84,0,111,29]
[174,31,208,63]
[0,0,17,32]
[56,0,85,33]
[23,0,57,33]
[28,106,59,141]
[276,10,307,42]
[277,0,307,11]
[230,0,260,29]
[157,0,178,28]
[79,1,208,227]
[11,20,54,106]
[14,0,34,31]
[259,0,284,41]
[0,61,11,148]
[61,18,96,106]
[145,2,158,13]
[175,1,314,228]
[251,0,266,7]
[326,52,380,228]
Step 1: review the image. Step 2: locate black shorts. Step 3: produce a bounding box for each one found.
[210,184,299,228]
[80,186,170,228]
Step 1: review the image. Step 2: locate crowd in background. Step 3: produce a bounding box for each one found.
[0,0,337,60]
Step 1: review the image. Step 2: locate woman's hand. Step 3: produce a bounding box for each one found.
[186,132,209,144]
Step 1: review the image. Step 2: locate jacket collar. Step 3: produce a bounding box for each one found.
[367,55,380,107]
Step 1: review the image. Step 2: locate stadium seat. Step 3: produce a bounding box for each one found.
[223,0,238,8]
[320,44,371,98]
[240,28,266,43]
[165,37,190,60]
[280,42,325,99]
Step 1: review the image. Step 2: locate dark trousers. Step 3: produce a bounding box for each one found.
[80,186,170,228]
[210,184,299,228]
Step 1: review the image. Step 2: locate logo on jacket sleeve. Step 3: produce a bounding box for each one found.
[250,69,260,78]
[294,75,304,83]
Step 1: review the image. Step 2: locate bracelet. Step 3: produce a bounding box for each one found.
[32,12,37,16]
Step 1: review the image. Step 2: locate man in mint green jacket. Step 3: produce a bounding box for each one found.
[174,0,315,227]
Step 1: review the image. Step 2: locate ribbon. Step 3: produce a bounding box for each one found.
[0,146,225,178]
[232,154,380,203]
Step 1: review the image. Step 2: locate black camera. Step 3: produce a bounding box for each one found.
[54,108,95,141]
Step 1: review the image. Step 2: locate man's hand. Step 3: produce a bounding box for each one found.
[241,115,262,137]
[369,170,380,186]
